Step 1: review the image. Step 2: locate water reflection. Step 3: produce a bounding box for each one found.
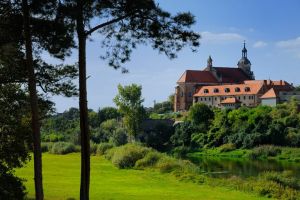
[188,156,300,178]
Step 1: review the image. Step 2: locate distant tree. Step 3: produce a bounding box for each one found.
[294,85,300,91]
[114,84,146,141]
[188,103,214,128]
[169,94,175,109]
[98,107,121,124]
[171,121,196,147]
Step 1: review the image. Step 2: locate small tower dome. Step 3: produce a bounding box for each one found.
[237,41,254,79]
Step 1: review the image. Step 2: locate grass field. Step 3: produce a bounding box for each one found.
[16,153,270,200]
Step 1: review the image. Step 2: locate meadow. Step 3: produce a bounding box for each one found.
[15,153,269,200]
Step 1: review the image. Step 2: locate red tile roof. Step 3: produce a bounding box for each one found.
[177,70,218,83]
[214,67,250,83]
[221,97,241,104]
[260,88,278,99]
[177,67,251,84]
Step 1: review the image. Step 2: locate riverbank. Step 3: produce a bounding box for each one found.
[15,153,267,200]
[188,146,300,162]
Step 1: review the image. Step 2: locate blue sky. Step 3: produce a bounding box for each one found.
[50,0,300,112]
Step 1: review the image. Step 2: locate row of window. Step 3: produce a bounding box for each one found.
[195,95,255,102]
[203,87,251,94]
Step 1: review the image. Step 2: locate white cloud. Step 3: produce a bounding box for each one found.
[276,37,300,59]
[276,37,300,49]
[200,31,245,44]
[253,41,267,48]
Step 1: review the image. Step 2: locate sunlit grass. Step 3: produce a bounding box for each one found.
[16,153,269,200]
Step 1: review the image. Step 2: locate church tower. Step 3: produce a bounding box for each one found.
[238,42,254,79]
[205,55,213,71]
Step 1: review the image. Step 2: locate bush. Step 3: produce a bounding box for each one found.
[50,142,78,155]
[135,152,162,169]
[219,143,236,152]
[90,142,98,155]
[0,166,26,200]
[109,144,150,169]
[110,128,128,146]
[96,143,114,155]
[249,145,282,159]
[41,142,53,152]
[155,157,181,173]
[262,171,300,190]
[171,146,191,158]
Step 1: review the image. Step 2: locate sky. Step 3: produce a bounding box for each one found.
[49,0,300,113]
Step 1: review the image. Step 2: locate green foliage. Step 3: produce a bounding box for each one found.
[96,143,114,155]
[114,84,146,140]
[98,107,121,124]
[171,121,196,147]
[249,145,282,159]
[41,142,54,153]
[108,144,150,169]
[219,143,236,152]
[50,142,79,155]
[90,142,98,155]
[262,171,300,190]
[109,128,128,146]
[139,121,174,151]
[135,152,163,169]
[0,166,26,200]
[188,103,214,126]
[153,101,173,114]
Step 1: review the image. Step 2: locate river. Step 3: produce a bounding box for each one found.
[188,155,300,178]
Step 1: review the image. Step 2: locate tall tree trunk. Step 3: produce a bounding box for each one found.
[76,1,90,200]
[22,0,44,200]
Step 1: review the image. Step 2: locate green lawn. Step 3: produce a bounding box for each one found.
[16,153,269,200]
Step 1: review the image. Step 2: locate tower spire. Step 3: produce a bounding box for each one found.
[242,40,247,58]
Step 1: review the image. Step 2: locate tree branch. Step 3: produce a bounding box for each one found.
[85,12,135,36]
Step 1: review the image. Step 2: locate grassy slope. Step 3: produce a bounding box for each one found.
[15,153,268,200]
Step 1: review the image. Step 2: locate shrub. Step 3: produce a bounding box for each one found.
[262,171,300,190]
[155,157,181,173]
[90,142,98,155]
[96,143,114,155]
[135,152,162,169]
[50,142,77,155]
[219,143,236,152]
[41,142,53,152]
[249,145,282,159]
[109,144,150,169]
[110,128,128,146]
[171,146,191,158]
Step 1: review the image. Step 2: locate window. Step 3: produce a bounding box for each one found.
[244,96,246,100]
[235,87,241,92]
[215,97,217,101]
[200,98,203,101]
[213,88,219,93]
[225,88,230,93]
[249,96,251,99]
[244,87,251,92]
[204,97,206,101]
[195,97,198,102]
[204,89,209,93]
[208,97,211,101]
[181,92,183,97]
[188,92,192,97]
[238,96,240,100]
